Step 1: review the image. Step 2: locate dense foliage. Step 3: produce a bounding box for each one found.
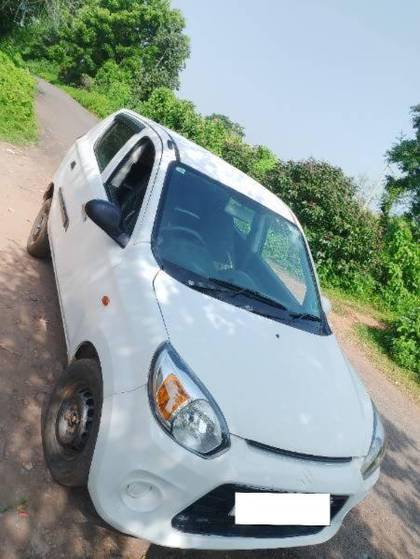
[379,218,419,309]
[389,308,420,375]
[0,1,45,34]
[382,104,420,219]
[5,0,189,100]
[0,50,36,142]
[264,160,382,292]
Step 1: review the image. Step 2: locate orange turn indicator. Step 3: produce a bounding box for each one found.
[156,374,189,421]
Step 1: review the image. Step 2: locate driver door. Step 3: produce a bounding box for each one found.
[50,116,162,352]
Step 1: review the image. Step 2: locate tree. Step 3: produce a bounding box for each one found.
[264,159,383,290]
[0,1,78,34]
[382,104,420,219]
[0,0,41,34]
[27,0,190,98]
[379,217,419,308]
[205,113,245,138]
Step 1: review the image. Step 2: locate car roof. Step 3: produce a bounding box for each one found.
[124,110,297,225]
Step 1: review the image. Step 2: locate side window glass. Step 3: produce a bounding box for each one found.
[261,217,309,305]
[106,138,156,237]
[95,117,141,173]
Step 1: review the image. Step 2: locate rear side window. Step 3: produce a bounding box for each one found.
[261,216,310,305]
[95,117,142,172]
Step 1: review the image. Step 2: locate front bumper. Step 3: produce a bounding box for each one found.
[88,386,379,550]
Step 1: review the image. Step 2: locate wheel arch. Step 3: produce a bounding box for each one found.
[74,341,101,364]
[69,328,117,398]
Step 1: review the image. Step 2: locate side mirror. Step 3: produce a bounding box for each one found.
[321,295,332,315]
[85,199,129,248]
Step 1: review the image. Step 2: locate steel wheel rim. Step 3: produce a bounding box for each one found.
[56,386,95,453]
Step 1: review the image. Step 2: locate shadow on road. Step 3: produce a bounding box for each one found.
[0,244,147,558]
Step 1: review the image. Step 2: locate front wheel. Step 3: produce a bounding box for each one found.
[42,359,103,487]
[27,198,51,259]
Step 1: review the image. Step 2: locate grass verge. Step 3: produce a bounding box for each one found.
[356,323,420,401]
[325,286,394,321]
[0,51,37,143]
[326,288,420,400]
[61,86,114,118]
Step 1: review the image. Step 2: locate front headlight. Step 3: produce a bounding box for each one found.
[148,343,230,457]
[361,403,386,479]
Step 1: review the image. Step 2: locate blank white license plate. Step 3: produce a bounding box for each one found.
[234,493,331,526]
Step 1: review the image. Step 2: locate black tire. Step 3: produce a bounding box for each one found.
[27,198,51,259]
[42,359,103,487]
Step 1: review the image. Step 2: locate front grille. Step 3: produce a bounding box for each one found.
[172,484,348,538]
[246,439,352,463]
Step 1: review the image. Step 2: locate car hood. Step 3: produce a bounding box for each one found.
[154,271,373,458]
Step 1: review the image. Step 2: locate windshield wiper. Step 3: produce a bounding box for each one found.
[287,312,321,323]
[188,276,321,322]
[187,276,322,325]
[205,277,289,312]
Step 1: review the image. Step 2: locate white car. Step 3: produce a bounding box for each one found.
[28,110,385,550]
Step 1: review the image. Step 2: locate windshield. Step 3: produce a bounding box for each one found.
[154,164,322,323]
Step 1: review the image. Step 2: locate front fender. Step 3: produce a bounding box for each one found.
[68,253,168,397]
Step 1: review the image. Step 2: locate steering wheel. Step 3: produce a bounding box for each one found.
[160,225,206,246]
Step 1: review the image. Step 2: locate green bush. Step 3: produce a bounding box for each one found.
[61,85,114,118]
[63,60,137,117]
[0,40,25,67]
[389,308,420,375]
[15,0,189,100]
[140,87,233,156]
[93,60,134,107]
[379,218,420,309]
[264,159,383,291]
[382,105,420,219]
[25,58,61,83]
[0,50,37,143]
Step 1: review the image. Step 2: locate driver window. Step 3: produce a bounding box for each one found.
[106,138,156,237]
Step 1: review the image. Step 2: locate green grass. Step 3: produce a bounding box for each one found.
[325,286,420,398]
[326,286,419,392]
[61,85,114,118]
[0,50,37,143]
[324,285,394,321]
[356,322,420,399]
[25,58,61,84]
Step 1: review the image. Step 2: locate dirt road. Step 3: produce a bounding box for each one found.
[0,80,419,559]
